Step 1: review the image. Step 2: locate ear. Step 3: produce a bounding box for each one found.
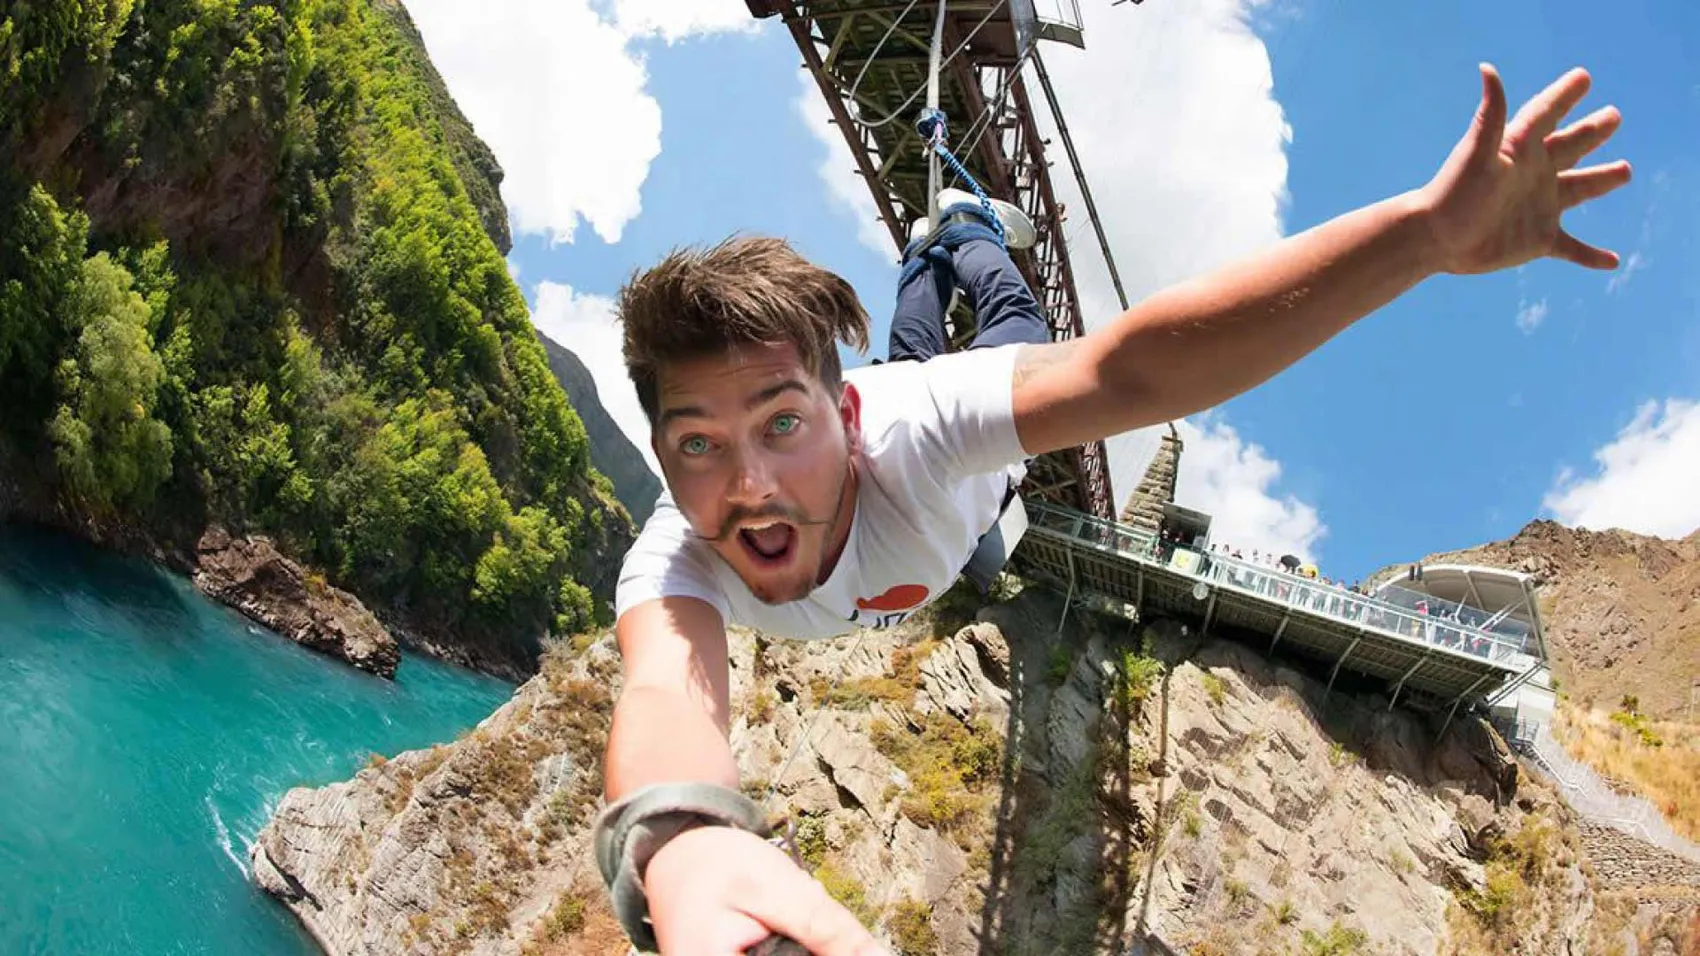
[838,381,864,455]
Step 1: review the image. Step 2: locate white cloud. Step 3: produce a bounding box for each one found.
[531,282,660,477]
[403,1,753,247]
[792,0,1314,551]
[1031,0,1293,507]
[611,0,757,43]
[1542,398,1700,539]
[796,72,895,258]
[1515,297,1549,334]
[403,0,655,245]
[1040,0,1291,323]
[1173,416,1327,565]
[1606,185,1660,295]
[1606,249,1646,294]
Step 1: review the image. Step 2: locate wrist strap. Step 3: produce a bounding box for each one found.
[593,782,772,952]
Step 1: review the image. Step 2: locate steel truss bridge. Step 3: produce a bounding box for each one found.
[745,0,1115,521]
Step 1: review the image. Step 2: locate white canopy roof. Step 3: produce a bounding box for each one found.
[1371,564,1548,661]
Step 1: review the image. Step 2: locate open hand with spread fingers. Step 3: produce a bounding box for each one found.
[1419,64,1632,276]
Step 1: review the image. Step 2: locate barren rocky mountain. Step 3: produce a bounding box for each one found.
[251,582,1700,955]
[1372,519,1700,719]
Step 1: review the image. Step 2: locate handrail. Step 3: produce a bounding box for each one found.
[1022,500,1526,667]
[1525,722,1700,863]
[1485,661,1546,708]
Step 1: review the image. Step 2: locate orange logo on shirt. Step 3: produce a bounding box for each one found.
[857,584,929,613]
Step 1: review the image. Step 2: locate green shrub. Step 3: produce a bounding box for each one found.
[793,814,829,869]
[1201,671,1227,707]
[1609,708,1664,747]
[1299,921,1369,955]
[870,713,1001,835]
[1114,640,1166,714]
[539,890,585,939]
[1046,644,1073,686]
[827,676,911,710]
[1456,815,1555,934]
[887,898,937,956]
[814,860,876,925]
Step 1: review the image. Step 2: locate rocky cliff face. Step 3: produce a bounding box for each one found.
[251,583,1700,955]
[194,527,400,678]
[1374,520,1700,719]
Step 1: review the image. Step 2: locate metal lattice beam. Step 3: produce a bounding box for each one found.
[750,0,1115,521]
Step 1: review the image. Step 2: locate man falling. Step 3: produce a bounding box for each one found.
[594,65,1630,956]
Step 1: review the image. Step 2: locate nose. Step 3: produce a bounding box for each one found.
[725,444,779,509]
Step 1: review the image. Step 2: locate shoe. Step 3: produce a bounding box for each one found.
[937,187,1037,251]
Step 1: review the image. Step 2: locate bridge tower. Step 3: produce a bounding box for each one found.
[746,0,1117,521]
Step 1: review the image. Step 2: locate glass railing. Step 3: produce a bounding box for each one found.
[1026,502,1162,561]
[1374,579,1534,650]
[1194,553,1523,665]
[1023,501,1524,666]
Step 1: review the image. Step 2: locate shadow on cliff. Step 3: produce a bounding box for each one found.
[965,586,1167,955]
[0,521,194,637]
[958,582,1519,956]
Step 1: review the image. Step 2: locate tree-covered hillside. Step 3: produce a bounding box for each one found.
[0,0,630,668]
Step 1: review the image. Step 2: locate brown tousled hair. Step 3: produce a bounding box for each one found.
[619,236,872,424]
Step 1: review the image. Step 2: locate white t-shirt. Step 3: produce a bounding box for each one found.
[614,345,1030,639]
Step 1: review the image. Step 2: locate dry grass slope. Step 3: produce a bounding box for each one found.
[1554,703,1700,844]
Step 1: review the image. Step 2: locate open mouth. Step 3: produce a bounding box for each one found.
[738,520,797,566]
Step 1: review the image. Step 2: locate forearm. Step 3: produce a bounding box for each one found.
[604,683,740,802]
[1033,190,1441,448]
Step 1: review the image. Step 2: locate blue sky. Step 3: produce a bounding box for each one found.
[1245,0,1700,579]
[407,0,1698,588]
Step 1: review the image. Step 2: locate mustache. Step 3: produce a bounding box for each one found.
[691,504,836,544]
[689,468,857,546]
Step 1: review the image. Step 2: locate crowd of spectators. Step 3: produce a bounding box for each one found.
[1154,531,1507,661]
[1064,515,1519,663]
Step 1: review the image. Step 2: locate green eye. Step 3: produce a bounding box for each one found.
[681,436,711,456]
[772,414,800,435]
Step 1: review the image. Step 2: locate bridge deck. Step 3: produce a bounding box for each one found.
[1009,503,1525,707]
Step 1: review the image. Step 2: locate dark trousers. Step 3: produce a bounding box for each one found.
[887,216,1052,363]
[885,214,1047,592]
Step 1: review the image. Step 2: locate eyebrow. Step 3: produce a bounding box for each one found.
[657,379,810,430]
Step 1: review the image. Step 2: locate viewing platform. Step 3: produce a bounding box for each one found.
[1008,501,1535,716]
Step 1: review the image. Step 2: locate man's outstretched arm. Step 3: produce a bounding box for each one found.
[605,597,740,799]
[1010,64,1631,458]
[604,599,890,956]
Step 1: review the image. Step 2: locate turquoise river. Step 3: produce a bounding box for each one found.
[0,524,517,955]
